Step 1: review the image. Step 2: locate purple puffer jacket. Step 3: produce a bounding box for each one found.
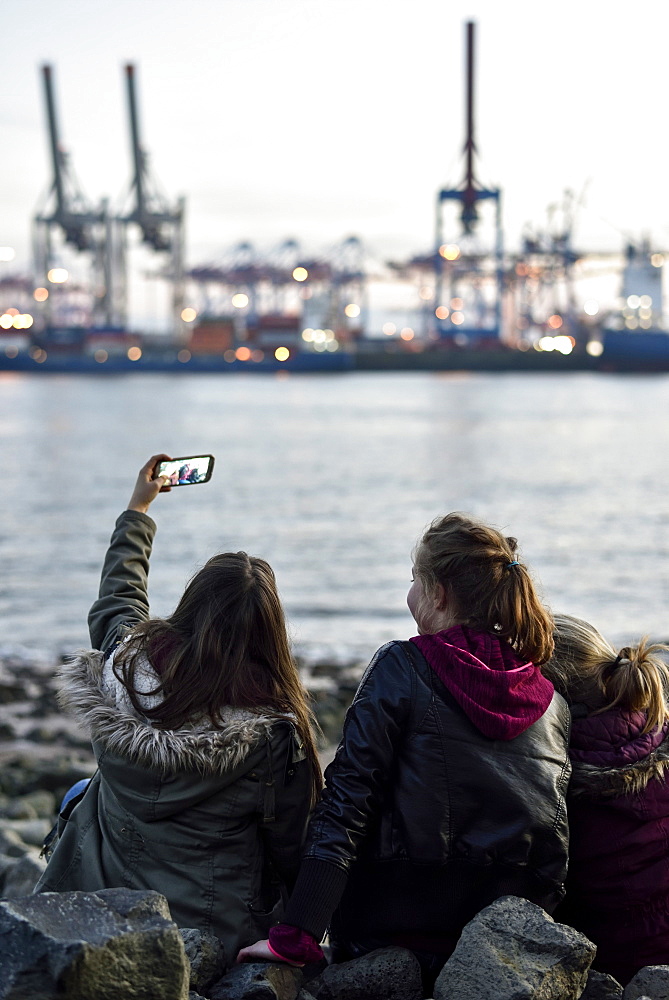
[557,705,669,985]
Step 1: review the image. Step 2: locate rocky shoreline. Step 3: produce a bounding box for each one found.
[2,650,669,999]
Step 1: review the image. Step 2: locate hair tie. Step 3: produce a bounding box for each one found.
[506,560,519,569]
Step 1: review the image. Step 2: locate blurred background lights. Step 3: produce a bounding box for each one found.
[177,350,191,363]
[94,349,108,363]
[626,294,641,309]
[0,314,14,330]
[292,267,308,282]
[450,297,464,310]
[235,346,251,360]
[419,286,433,300]
[382,322,396,335]
[451,312,465,325]
[33,287,49,302]
[583,300,599,316]
[639,295,653,308]
[435,306,449,320]
[400,327,414,341]
[274,347,290,361]
[587,341,604,356]
[439,244,460,260]
[47,268,68,283]
[651,254,664,267]
[547,314,563,330]
[344,303,360,318]
[180,306,197,323]
[301,328,314,342]
[127,346,142,361]
[0,247,16,262]
[231,293,249,308]
[553,335,573,354]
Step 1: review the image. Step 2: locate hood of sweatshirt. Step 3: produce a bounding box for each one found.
[410,624,555,740]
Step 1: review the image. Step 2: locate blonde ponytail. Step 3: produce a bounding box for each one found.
[413,512,554,664]
[546,614,669,733]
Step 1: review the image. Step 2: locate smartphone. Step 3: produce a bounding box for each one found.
[155,455,215,487]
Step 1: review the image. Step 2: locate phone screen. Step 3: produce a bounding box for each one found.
[156,455,214,486]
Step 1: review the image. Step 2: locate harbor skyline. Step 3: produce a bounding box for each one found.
[3,0,669,277]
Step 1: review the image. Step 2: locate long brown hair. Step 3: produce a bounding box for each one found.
[413,512,554,664]
[545,613,669,734]
[115,550,322,800]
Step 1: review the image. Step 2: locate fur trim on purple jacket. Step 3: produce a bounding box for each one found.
[557,704,669,985]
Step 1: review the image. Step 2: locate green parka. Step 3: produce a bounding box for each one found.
[35,511,313,966]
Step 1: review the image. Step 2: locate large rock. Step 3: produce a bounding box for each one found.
[307,946,422,1000]
[0,887,189,1000]
[179,927,227,993]
[1,852,47,897]
[434,896,596,1000]
[209,962,303,1000]
[581,969,623,999]
[624,967,669,1000]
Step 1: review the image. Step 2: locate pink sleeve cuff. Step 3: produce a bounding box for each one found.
[268,924,324,965]
[267,941,305,967]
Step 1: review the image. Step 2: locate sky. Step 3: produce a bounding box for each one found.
[2,0,669,295]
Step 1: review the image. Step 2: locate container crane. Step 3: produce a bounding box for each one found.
[33,65,117,329]
[434,21,503,342]
[118,64,185,334]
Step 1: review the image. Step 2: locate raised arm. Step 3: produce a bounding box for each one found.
[88,454,170,653]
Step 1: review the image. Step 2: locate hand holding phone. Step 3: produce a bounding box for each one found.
[155,455,215,487]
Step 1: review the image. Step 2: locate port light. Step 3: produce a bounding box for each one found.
[47,268,68,284]
[181,307,197,323]
[232,293,249,309]
[275,347,290,361]
[439,244,460,261]
[292,267,308,282]
[538,335,573,354]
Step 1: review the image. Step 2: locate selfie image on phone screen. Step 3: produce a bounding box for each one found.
[157,455,214,486]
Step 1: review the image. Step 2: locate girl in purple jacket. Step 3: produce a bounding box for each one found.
[545,613,669,984]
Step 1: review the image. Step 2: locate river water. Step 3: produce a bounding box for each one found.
[1,370,668,666]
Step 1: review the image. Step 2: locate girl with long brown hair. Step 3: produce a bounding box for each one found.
[239,512,570,988]
[544,614,669,985]
[37,454,322,968]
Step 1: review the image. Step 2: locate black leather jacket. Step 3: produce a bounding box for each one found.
[286,639,571,952]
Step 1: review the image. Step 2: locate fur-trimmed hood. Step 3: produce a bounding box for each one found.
[58,648,280,777]
[568,704,669,799]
